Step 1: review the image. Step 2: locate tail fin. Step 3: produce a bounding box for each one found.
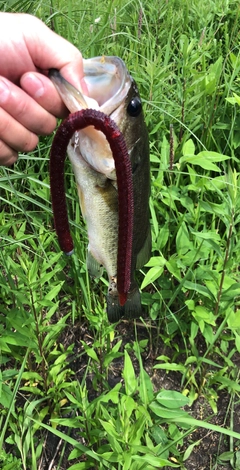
[106,282,142,322]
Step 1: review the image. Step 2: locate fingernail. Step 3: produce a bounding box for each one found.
[0,79,10,104]
[21,73,45,99]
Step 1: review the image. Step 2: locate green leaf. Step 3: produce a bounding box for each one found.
[154,363,186,372]
[0,384,13,408]
[145,256,166,268]
[176,222,193,255]
[99,420,120,439]
[141,265,164,289]
[121,395,136,419]
[218,451,235,462]
[180,151,229,171]
[226,92,240,106]
[81,342,99,363]
[212,374,240,392]
[30,418,102,462]
[156,223,169,250]
[183,439,201,461]
[197,151,230,161]
[132,454,179,467]
[168,416,240,440]
[95,452,120,463]
[235,334,240,353]
[68,463,93,470]
[183,281,215,300]
[182,139,195,156]
[156,390,189,409]
[139,369,154,405]
[21,371,43,382]
[235,451,240,469]
[149,198,159,240]
[227,310,240,329]
[3,334,36,348]
[123,451,132,470]
[166,258,182,282]
[192,306,216,326]
[123,350,138,396]
[44,282,64,301]
[221,283,240,302]
[149,402,190,420]
[191,230,221,241]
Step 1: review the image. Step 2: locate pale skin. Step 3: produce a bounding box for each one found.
[0,12,87,166]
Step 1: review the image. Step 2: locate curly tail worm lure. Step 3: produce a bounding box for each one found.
[50,109,133,306]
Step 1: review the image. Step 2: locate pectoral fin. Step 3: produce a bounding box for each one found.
[87,250,103,278]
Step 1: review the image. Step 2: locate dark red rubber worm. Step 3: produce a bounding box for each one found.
[50,109,133,306]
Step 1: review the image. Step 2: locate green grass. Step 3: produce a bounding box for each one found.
[1,0,240,468]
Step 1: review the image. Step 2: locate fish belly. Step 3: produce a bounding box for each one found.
[67,141,118,279]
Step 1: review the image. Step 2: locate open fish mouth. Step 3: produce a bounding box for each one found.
[83,56,131,113]
[50,56,131,114]
[49,56,131,178]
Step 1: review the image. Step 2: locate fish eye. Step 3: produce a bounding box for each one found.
[127,97,142,117]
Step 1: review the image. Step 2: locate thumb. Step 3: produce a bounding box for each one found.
[22,14,86,91]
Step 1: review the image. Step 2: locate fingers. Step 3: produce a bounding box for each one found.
[0,104,38,154]
[0,81,41,166]
[0,67,80,167]
[0,75,59,166]
[20,72,68,118]
[0,140,18,166]
[0,13,86,166]
[0,76,58,134]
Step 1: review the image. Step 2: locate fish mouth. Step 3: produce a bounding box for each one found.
[49,56,131,115]
[49,56,131,178]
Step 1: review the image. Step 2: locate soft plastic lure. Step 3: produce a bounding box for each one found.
[50,108,133,306]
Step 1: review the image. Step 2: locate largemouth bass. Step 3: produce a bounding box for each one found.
[49,56,151,322]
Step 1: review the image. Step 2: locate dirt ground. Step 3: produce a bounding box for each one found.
[36,318,240,470]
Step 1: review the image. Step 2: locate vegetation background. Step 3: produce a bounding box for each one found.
[0,0,240,469]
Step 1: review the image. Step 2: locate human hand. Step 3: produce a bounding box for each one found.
[0,12,87,166]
